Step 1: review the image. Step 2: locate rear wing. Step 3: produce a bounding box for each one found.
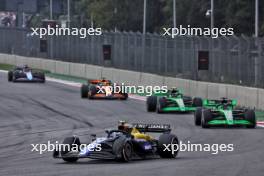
[132,123,171,133]
[203,99,237,106]
[88,79,111,85]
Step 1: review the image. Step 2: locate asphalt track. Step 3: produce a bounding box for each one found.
[0,72,263,176]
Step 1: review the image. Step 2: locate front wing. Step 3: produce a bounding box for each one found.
[90,93,127,100]
[161,106,197,112]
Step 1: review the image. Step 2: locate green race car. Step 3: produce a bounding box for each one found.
[194,98,256,128]
[146,88,203,113]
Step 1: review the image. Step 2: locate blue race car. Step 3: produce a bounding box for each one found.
[53,121,179,162]
[8,65,45,83]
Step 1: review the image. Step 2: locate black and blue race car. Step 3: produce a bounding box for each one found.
[8,65,45,83]
[53,121,179,162]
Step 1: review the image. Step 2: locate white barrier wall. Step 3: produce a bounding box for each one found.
[42,59,56,73]
[85,64,102,79]
[140,73,164,86]
[0,53,262,109]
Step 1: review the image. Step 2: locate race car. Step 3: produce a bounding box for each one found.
[80,79,128,100]
[147,88,203,113]
[53,121,179,162]
[8,65,45,83]
[194,98,256,128]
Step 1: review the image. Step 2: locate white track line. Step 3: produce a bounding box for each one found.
[1,69,264,128]
[257,124,264,128]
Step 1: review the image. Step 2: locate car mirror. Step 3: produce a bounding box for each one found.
[90,134,96,141]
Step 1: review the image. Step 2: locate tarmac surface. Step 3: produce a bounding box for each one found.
[0,72,263,176]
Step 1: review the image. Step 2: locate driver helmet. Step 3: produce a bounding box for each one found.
[101,78,111,86]
[221,98,228,104]
[118,120,131,132]
[23,65,30,72]
[170,87,179,96]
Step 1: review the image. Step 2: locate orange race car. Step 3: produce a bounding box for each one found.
[80,79,128,100]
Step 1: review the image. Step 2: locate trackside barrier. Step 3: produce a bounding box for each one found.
[0,53,263,109]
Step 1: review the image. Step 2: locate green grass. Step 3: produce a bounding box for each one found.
[46,72,88,84]
[0,63,14,71]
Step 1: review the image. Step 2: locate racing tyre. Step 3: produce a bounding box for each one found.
[8,71,13,82]
[194,107,202,126]
[146,96,157,112]
[157,98,166,113]
[12,74,17,82]
[201,109,212,128]
[53,149,60,158]
[113,136,133,162]
[193,97,203,107]
[81,84,89,98]
[121,93,128,100]
[245,110,256,128]
[35,72,46,83]
[158,133,179,158]
[61,136,81,162]
[88,85,97,99]
[121,142,133,162]
[40,73,45,83]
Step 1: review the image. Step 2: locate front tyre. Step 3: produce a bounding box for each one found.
[81,84,89,98]
[201,109,212,128]
[121,142,133,162]
[8,71,13,82]
[194,107,202,126]
[158,133,179,158]
[61,136,81,162]
[157,98,166,113]
[146,96,157,112]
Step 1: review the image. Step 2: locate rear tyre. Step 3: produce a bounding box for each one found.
[88,85,97,99]
[121,93,128,100]
[61,136,81,162]
[81,84,89,98]
[194,107,202,126]
[245,110,256,128]
[193,97,203,107]
[8,71,13,82]
[36,72,46,83]
[41,73,45,83]
[158,133,179,158]
[146,96,157,112]
[201,109,212,128]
